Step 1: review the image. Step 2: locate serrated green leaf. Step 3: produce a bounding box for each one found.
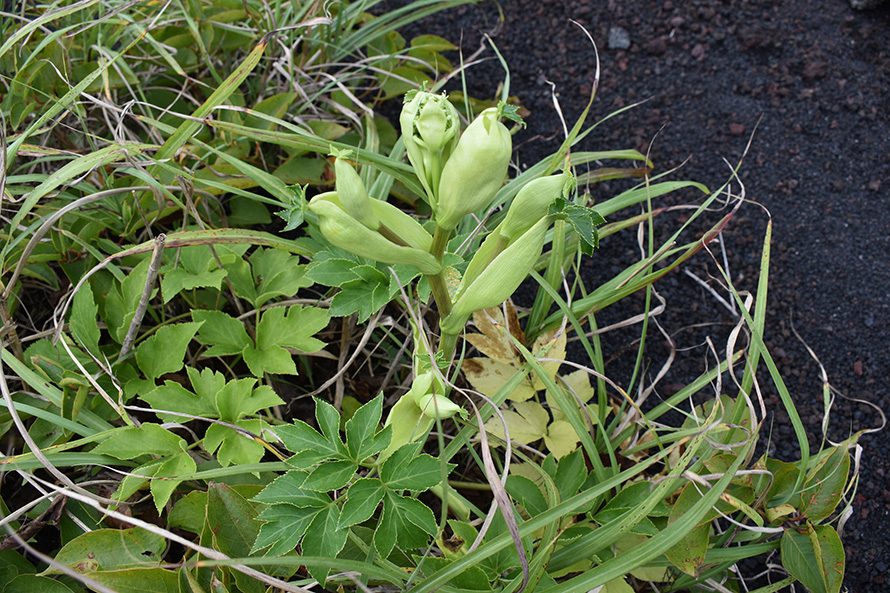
[554,449,587,501]
[253,504,319,556]
[277,421,342,467]
[141,381,218,422]
[204,420,266,467]
[381,452,446,492]
[150,451,196,512]
[300,460,358,492]
[314,397,342,444]
[226,256,259,305]
[70,284,100,354]
[306,257,360,287]
[192,310,251,357]
[93,424,185,460]
[781,523,844,593]
[135,322,202,380]
[215,378,283,422]
[105,258,151,343]
[187,366,226,402]
[250,248,313,308]
[340,479,385,528]
[161,245,228,303]
[301,504,348,583]
[253,471,330,507]
[375,491,436,558]
[113,458,163,506]
[243,343,298,376]
[329,265,391,322]
[505,474,548,517]
[214,378,256,422]
[256,305,328,353]
[275,184,309,232]
[345,394,389,461]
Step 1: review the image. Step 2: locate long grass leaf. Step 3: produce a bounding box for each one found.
[149,34,270,168]
[1,349,113,432]
[5,15,148,161]
[0,0,100,60]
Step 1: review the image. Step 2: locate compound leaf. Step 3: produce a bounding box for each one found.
[135,322,202,380]
[192,310,251,357]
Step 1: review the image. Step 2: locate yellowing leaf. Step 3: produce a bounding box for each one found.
[543,420,580,459]
[484,401,548,445]
[601,577,635,593]
[530,328,566,390]
[462,357,536,402]
[551,369,596,423]
[766,503,796,523]
[509,462,544,485]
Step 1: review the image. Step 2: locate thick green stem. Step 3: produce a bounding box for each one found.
[430,225,450,261]
[438,331,459,360]
[427,225,455,354]
[427,272,452,319]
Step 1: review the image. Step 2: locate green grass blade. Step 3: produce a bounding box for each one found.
[0,0,100,60]
[149,34,270,169]
[2,348,114,433]
[0,453,134,472]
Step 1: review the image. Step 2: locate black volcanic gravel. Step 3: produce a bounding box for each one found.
[377,0,890,591]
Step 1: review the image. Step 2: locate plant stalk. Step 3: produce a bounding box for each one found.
[526,219,566,341]
[119,233,166,358]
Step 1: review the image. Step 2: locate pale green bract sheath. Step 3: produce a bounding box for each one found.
[333,154,379,230]
[440,216,551,335]
[400,90,460,209]
[435,107,512,231]
[308,194,442,275]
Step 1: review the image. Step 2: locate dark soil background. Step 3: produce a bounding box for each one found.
[378,0,890,591]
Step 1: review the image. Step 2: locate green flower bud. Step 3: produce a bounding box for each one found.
[400,91,460,208]
[440,217,550,335]
[308,196,442,275]
[499,173,571,241]
[334,155,379,230]
[369,199,433,252]
[416,392,462,419]
[436,107,512,231]
[381,390,433,461]
[459,174,571,291]
[409,372,460,419]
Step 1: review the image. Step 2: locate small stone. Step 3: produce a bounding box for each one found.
[802,60,828,80]
[691,43,706,59]
[854,360,864,376]
[850,0,889,9]
[608,26,631,50]
[729,123,746,136]
[645,37,668,55]
[867,180,882,191]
